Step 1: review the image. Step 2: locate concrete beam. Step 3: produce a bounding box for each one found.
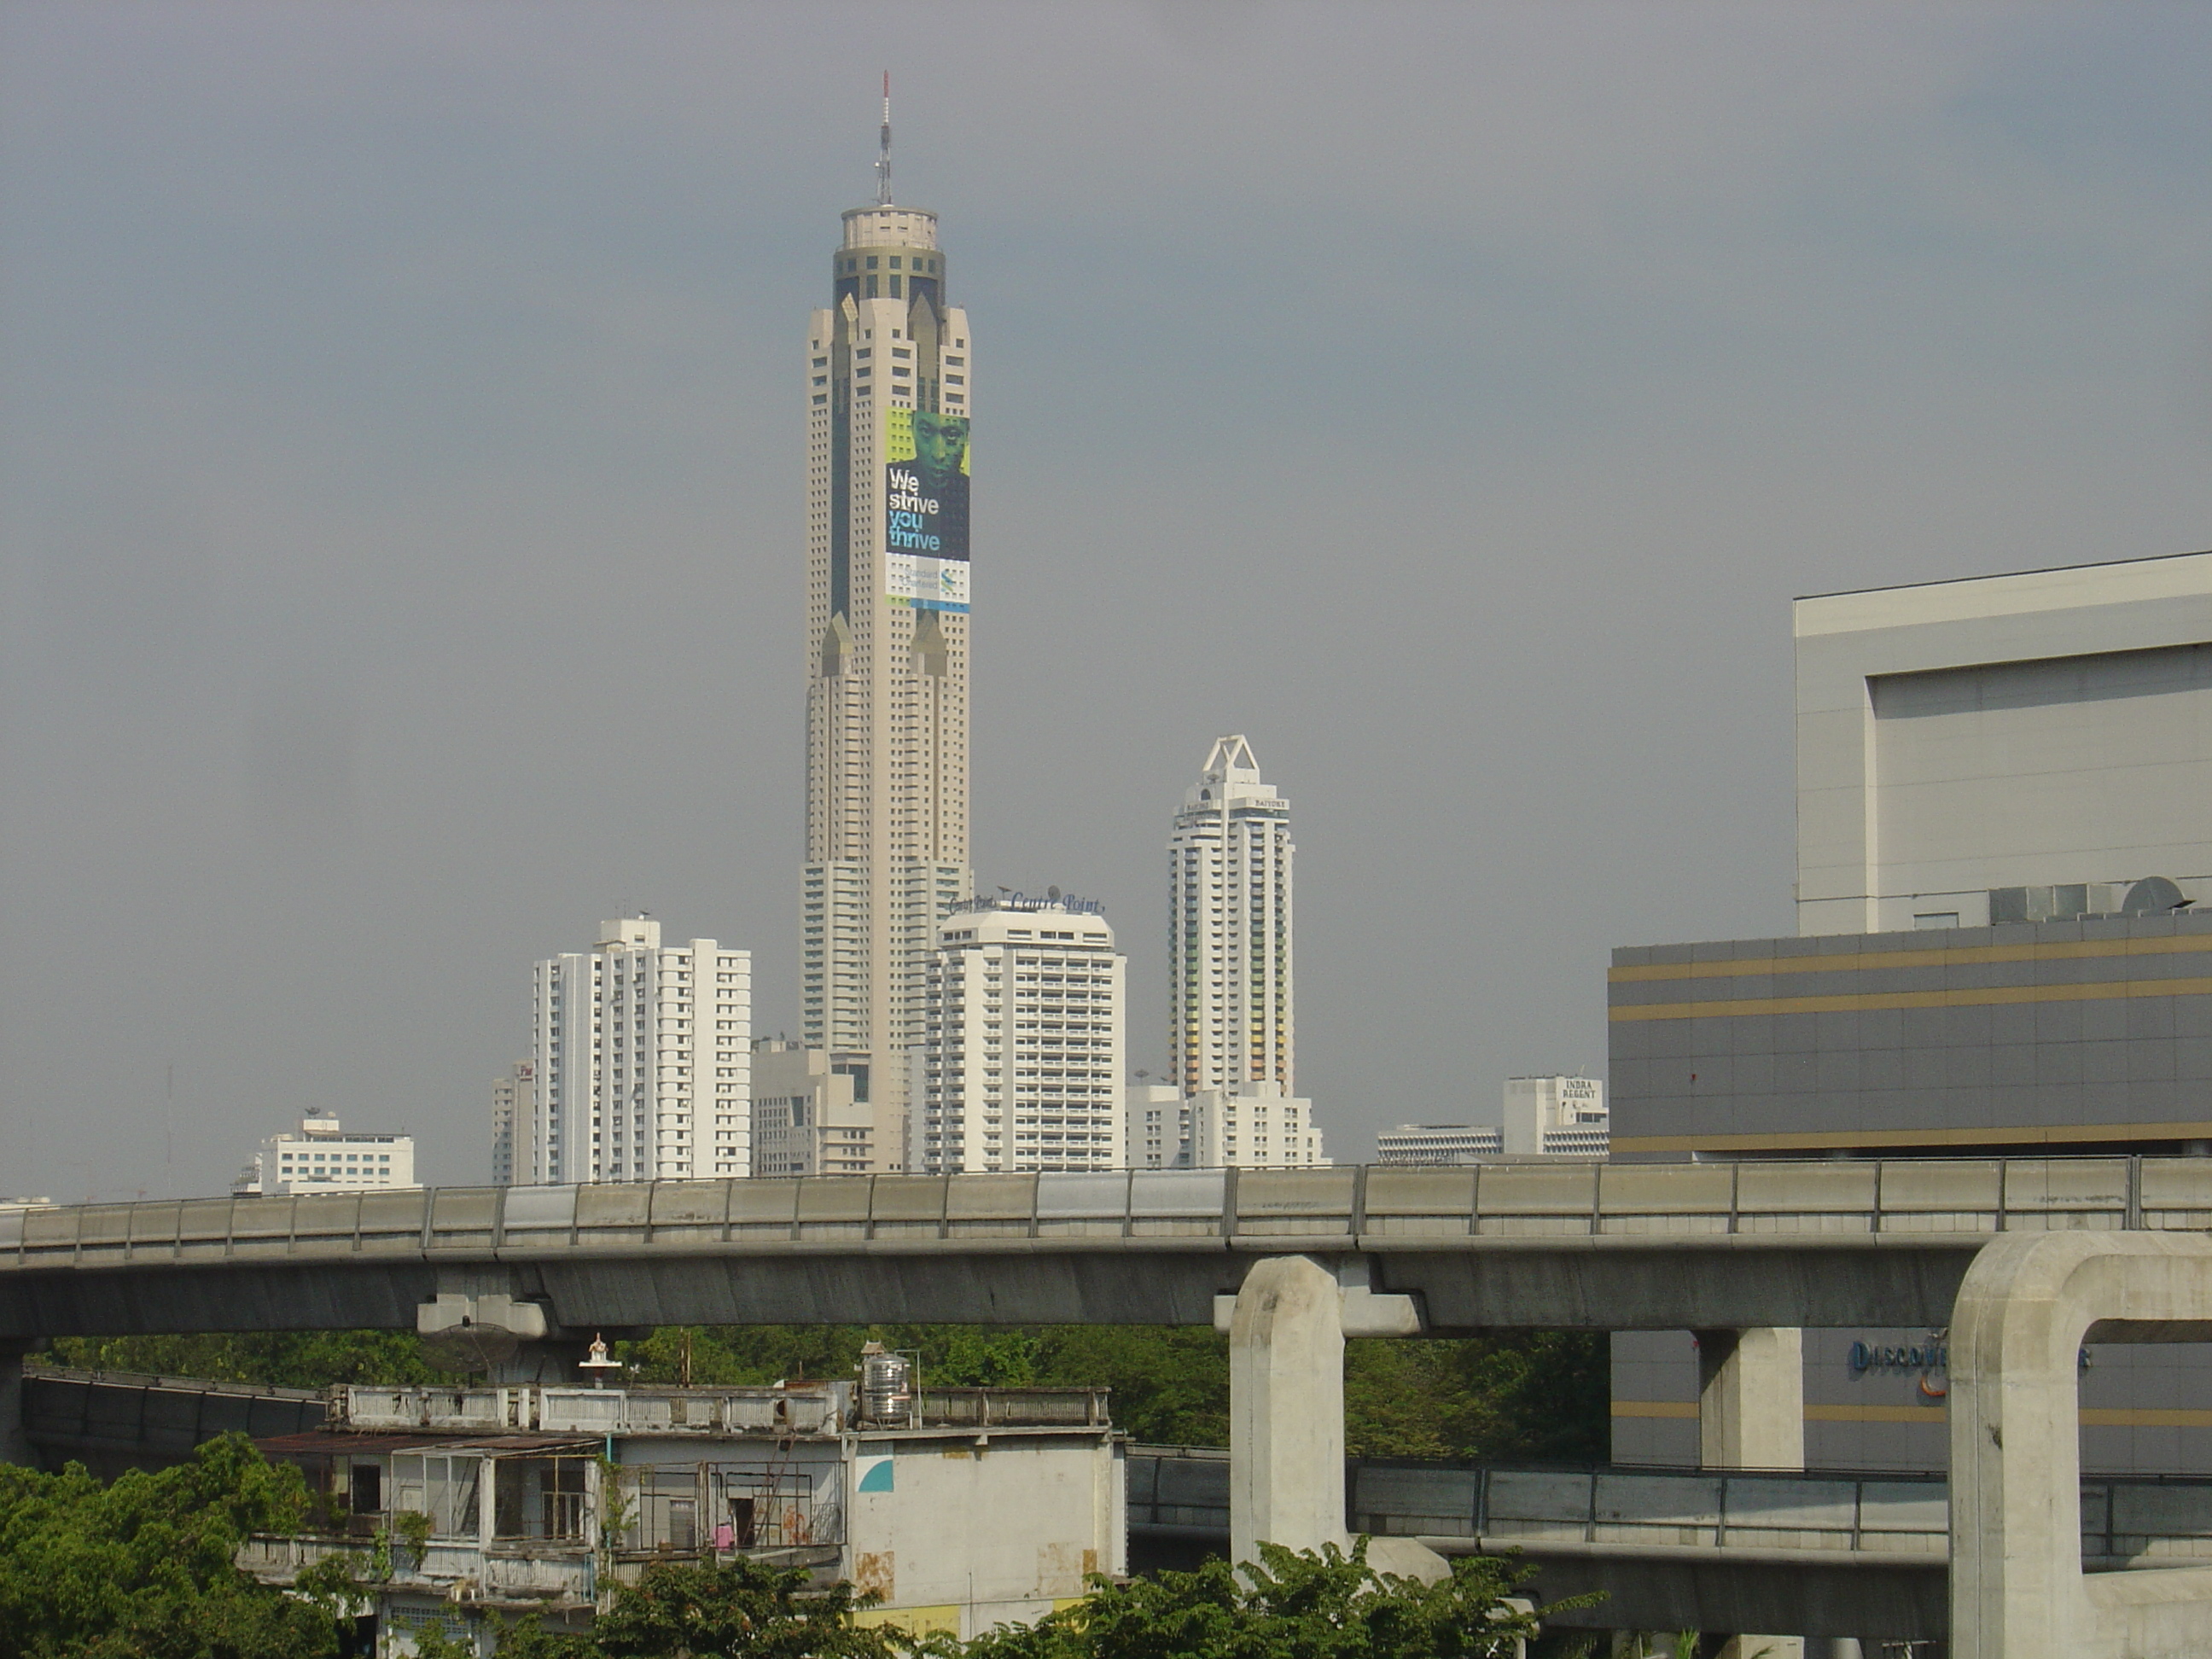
[1951,1232,2212,1659]
[1393,1243,1979,1332]
[0,1239,1992,1342]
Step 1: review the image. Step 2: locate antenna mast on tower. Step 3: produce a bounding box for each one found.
[876,72,893,206]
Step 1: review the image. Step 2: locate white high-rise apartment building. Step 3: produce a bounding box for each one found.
[490,1061,530,1187]
[235,1111,416,1196]
[919,898,1125,1173]
[527,918,751,1185]
[802,103,975,1148]
[1169,736,1293,1097]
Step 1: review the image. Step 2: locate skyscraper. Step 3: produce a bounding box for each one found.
[802,88,974,1144]
[527,917,752,1184]
[1168,735,1294,1096]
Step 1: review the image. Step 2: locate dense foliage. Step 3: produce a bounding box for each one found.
[963,1543,1553,1659]
[434,1543,1559,1659]
[412,1557,923,1659]
[0,1435,343,1658]
[45,1323,1608,1463]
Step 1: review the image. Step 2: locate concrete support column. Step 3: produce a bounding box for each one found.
[1951,1232,2212,1659]
[1697,1328,1805,1659]
[1696,1327,1805,1470]
[0,1343,32,1469]
[1228,1255,1445,1583]
[1230,1254,1347,1563]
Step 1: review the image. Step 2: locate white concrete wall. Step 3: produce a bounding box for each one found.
[846,1431,1122,1639]
[1795,552,2212,936]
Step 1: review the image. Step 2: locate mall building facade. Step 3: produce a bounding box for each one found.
[1609,550,2212,1473]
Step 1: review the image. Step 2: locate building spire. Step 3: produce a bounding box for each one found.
[876,72,893,206]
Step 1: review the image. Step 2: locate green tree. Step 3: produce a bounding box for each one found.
[0,1433,342,1659]
[961,1540,1560,1659]
[1031,1327,1231,1446]
[590,1557,912,1659]
[443,1557,915,1659]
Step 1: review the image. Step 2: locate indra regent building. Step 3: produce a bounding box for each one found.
[802,158,975,1144]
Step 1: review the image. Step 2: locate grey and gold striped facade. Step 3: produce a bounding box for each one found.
[1609,912,2212,1156]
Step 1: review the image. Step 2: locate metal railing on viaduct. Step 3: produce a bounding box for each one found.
[4,1156,2209,1340]
[1128,1448,2212,1641]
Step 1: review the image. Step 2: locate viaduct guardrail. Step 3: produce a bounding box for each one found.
[5,1157,2209,1339]
[1128,1448,2212,1639]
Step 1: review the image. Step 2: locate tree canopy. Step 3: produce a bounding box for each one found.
[441,1543,1557,1659]
[0,1434,342,1659]
[961,1543,1550,1659]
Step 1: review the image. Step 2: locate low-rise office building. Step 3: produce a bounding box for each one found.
[1614,1324,2212,1476]
[1376,1078,1606,1164]
[1125,1081,1186,1169]
[750,1039,900,1175]
[1610,907,2212,1161]
[232,1112,416,1196]
[1375,1125,1502,1163]
[1185,1080,1329,1168]
[1504,1074,1609,1156]
[242,1376,1124,1655]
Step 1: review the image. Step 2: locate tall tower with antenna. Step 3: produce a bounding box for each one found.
[876,71,894,206]
[801,80,975,1161]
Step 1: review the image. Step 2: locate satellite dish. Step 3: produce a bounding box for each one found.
[2122,876,2188,915]
[1048,885,1061,901]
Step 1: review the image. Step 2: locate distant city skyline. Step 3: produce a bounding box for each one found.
[4,7,2209,1198]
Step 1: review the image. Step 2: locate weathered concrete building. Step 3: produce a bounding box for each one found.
[242,1377,1122,1656]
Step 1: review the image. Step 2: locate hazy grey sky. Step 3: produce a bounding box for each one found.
[3,3,2209,1200]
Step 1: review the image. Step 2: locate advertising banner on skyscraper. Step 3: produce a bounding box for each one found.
[884,407,970,613]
